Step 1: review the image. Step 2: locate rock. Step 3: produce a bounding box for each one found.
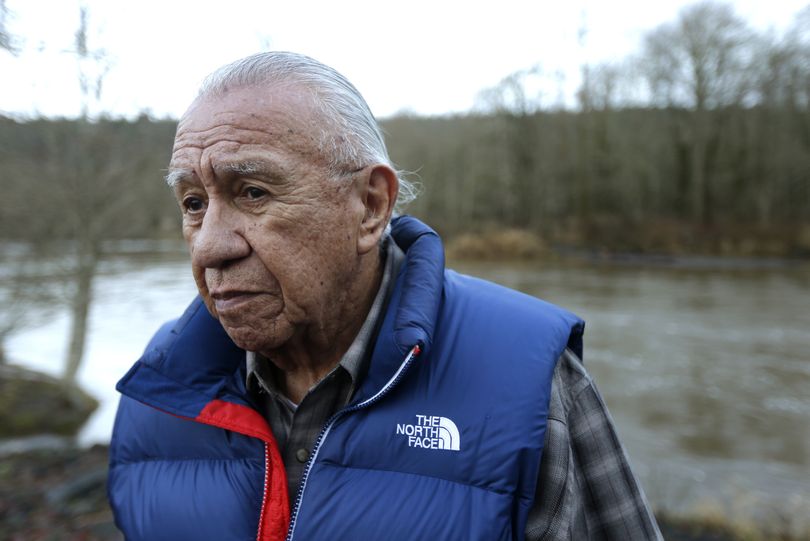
[0,363,98,438]
[0,434,72,456]
[47,467,108,509]
[0,444,121,540]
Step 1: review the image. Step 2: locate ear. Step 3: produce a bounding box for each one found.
[357,165,398,254]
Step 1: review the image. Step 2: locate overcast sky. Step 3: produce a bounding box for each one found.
[1,0,807,119]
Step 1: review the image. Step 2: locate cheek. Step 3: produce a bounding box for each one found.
[182,223,197,255]
[191,265,207,293]
[191,265,218,315]
[185,229,215,312]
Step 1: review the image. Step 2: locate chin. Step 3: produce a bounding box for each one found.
[220,322,287,354]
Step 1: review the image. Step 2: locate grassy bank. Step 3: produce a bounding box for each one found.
[444,222,810,262]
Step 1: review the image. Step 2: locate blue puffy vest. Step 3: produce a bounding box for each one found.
[109,216,584,541]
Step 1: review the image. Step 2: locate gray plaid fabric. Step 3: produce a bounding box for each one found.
[527,349,663,540]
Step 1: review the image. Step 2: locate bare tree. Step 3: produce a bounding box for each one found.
[639,1,755,224]
[0,249,59,365]
[641,1,754,110]
[0,114,178,372]
[42,6,130,384]
[0,0,16,53]
[475,66,544,115]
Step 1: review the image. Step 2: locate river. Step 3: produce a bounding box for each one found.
[5,250,809,530]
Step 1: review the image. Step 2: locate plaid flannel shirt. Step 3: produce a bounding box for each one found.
[528,349,663,540]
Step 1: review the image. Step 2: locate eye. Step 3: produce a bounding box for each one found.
[244,186,267,200]
[182,196,206,213]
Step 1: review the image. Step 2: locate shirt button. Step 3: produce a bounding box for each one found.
[295,448,309,463]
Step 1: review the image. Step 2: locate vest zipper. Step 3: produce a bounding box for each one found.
[285,343,422,541]
[255,442,270,541]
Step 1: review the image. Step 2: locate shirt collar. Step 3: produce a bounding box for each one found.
[246,236,405,396]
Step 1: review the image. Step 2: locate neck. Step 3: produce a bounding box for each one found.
[264,250,383,404]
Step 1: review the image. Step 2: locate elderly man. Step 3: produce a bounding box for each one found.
[108,52,662,540]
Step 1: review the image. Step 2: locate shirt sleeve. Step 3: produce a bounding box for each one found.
[524,349,663,540]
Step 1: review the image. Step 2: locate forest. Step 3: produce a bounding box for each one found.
[2,2,808,258]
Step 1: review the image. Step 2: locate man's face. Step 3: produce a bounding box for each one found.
[168,85,368,354]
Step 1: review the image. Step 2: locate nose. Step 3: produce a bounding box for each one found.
[190,201,251,269]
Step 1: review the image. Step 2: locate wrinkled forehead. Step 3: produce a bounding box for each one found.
[182,83,320,134]
[169,83,343,177]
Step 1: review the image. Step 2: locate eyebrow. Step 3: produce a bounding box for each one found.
[164,161,286,188]
[216,160,285,180]
[165,168,194,188]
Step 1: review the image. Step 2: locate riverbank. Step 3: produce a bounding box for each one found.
[444,224,810,264]
[0,444,805,541]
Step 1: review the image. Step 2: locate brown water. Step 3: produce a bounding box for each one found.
[455,259,810,530]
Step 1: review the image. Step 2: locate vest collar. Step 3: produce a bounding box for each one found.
[116,298,248,418]
[349,217,445,402]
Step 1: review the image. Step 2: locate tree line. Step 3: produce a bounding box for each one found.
[4,3,806,257]
[392,1,810,256]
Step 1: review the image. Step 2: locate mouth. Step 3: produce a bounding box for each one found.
[209,290,263,313]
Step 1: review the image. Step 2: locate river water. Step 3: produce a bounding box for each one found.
[5,251,810,529]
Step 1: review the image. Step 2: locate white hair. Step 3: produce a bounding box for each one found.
[198,51,418,213]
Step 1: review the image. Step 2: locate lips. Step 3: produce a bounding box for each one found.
[209,290,263,313]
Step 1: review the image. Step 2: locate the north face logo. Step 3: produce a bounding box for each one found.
[395,415,460,451]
